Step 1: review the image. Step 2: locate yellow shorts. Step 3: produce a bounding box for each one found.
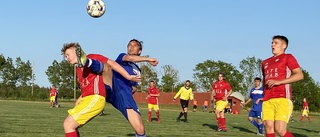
[262,98,293,123]
[302,109,309,116]
[50,96,55,102]
[68,95,105,126]
[215,100,228,112]
[148,104,159,111]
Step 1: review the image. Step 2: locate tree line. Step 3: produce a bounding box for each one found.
[0,54,319,111]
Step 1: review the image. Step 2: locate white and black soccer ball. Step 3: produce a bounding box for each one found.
[87,0,106,18]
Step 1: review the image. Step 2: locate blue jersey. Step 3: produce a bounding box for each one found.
[249,87,264,111]
[105,53,141,120]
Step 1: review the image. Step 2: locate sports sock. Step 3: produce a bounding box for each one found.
[183,112,188,120]
[148,111,152,122]
[266,133,275,137]
[65,131,78,137]
[250,120,259,128]
[307,116,311,121]
[258,122,263,134]
[136,132,146,137]
[86,59,104,73]
[177,112,183,119]
[217,117,221,128]
[283,131,294,137]
[299,116,304,121]
[221,118,226,128]
[156,111,160,120]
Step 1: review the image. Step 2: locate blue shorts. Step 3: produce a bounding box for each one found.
[105,77,140,120]
[249,110,262,119]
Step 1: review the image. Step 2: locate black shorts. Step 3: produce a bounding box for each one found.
[193,105,198,109]
[180,99,189,109]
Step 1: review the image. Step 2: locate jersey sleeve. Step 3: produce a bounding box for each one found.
[174,87,183,99]
[115,53,127,65]
[287,54,300,70]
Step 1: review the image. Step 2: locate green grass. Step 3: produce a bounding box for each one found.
[0,100,319,137]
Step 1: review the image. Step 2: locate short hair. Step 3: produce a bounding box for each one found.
[218,72,225,77]
[61,42,80,55]
[128,39,143,50]
[186,80,191,83]
[273,35,289,50]
[254,77,261,81]
[149,80,154,83]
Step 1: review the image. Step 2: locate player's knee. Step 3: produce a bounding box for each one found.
[275,128,286,136]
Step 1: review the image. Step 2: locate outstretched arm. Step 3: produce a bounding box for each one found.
[122,54,158,66]
[105,59,141,82]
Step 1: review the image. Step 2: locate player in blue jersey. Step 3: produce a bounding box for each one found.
[242,77,264,136]
[105,39,158,137]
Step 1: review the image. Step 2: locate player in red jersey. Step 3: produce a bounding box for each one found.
[61,43,140,137]
[146,80,160,122]
[49,86,56,108]
[299,98,311,122]
[211,72,233,132]
[262,35,304,137]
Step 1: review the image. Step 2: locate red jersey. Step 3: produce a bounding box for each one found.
[147,87,159,105]
[262,53,300,101]
[50,88,56,97]
[212,80,232,101]
[76,54,108,98]
[303,102,308,110]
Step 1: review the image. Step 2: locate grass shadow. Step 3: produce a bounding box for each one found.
[291,127,318,134]
[202,123,218,130]
[232,126,256,134]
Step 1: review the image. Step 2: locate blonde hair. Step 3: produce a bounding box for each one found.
[61,42,80,55]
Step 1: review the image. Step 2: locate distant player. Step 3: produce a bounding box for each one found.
[55,87,60,108]
[193,99,198,112]
[146,80,160,122]
[49,86,56,108]
[211,72,233,132]
[242,77,264,135]
[173,80,194,123]
[203,99,208,112]
[299,98,311,122]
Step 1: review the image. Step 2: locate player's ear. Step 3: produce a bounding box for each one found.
[138,50,142,55]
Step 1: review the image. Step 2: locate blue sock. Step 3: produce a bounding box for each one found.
[86,59,104,73]
[136,132,146,137]
[250,120,259,128]
[258,122,263,134]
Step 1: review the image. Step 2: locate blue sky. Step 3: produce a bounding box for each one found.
[1,0,319,87]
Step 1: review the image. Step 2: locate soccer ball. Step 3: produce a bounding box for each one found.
[87,0,106,18]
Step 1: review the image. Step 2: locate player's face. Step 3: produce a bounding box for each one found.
[303,98,306,102]
[271,39,287,56]
[254,80,261,87]
[218,75,224,81]
[149,82,154,87]
[64,47,77,65]
[185,81,190,87]
[127,41,142,55]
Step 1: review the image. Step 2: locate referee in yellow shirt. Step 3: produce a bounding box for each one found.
[173,80,193,122]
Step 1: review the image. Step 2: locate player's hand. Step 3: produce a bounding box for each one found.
[173,98,176,101]
[148,58,158,66]
[255,99,260,105]
[266,79,281,88]
[129,75,141,82]
[222,96,227,101]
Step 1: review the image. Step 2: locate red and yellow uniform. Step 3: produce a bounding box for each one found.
[262,53,300,123]
[50,88,56,102]
[69,54,107,126]
[212,80,232,112]
[147,87,159,111]
[302,102,309,116]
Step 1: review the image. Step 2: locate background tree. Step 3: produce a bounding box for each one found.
[291,69,320,112]
[160,65,179,92]
[137,63,159,92]
[193,60,244,93]
[239,56,262,98]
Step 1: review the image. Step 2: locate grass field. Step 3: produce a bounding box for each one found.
[0,100,319,137]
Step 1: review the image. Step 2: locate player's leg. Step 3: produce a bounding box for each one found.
[256,111,264,135]
[217,100,228,131]
[215,101,222,131]
[248,111,259,128]
[274,98,294,137]
[127,109,145,137]
[299,111,305,122]
[176,100,185,121]
[306,111,311,122]
[147,104,152,122]
[262,99,276,137]
[154,105,160,122]
[182,100,189,122]
[64,115,80,137]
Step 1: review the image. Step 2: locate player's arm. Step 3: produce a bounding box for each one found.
[122,54,158,66]
[173,88,182,100]
[75,96,82,106]
[104,59,141,82]
[223,89,233,101]
[189,89,194,101]
[211,88,216,101]
[242,98,252,106]
[267,67,303,88]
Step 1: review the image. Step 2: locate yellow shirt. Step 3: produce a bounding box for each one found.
[174,86,193,100]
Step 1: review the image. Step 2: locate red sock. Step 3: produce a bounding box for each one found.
[307,116,311,121]
[221,118,226,128]
[50,102,52,107]
[299,116,304,121]
[148,111,152,121]
[283,131,294,137]
[65,131,78,137]
[156,111,160,120]
[266,133,275,137]
[217,117,222,128]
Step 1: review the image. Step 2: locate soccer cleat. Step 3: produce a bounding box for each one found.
[217,127,223,131]
[157,118,160,123]
[184,120,189,123]
[75,45,87,68]
[257,133,264,136]
[221,128,227,132]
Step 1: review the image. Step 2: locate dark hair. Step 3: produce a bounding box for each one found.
[186,80,191,83]
[149,80,154,83]
[128,39,143,50]
[218,72,225,77]
[273,35,289,50]
[254,77,261,81]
